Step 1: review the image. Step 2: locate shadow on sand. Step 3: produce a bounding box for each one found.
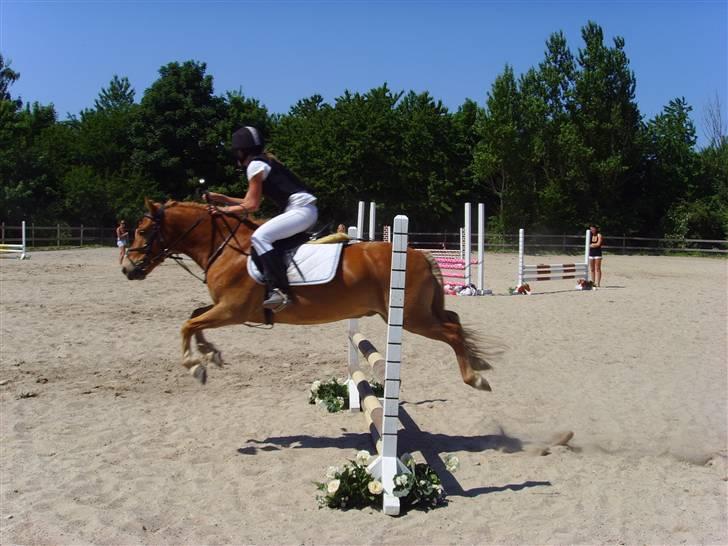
[239,403,552,499]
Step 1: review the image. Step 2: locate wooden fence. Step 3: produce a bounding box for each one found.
[1,223,726,255]
[409,232,728,255]
[0,223,119,248]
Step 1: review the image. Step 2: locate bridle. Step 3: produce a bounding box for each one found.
[126,203,248,283]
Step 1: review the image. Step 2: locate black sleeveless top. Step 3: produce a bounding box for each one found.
[589,233,602,257]
[249,155,313,211]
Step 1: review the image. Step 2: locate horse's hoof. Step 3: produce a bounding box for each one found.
[190,364,207,385]
[471,374,492,391]
[209,351,224,368]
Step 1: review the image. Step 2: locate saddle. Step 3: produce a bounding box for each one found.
[247,232,346,286]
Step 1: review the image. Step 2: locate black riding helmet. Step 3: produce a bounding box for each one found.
[231,126,264,165]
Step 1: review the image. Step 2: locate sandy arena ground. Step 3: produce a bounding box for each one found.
[1,247,726,545]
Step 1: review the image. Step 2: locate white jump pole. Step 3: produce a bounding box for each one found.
[356,201,365,242]
[464,203,472,287]
[347,218,364,411]
[369,202,376,241]
[584,229,591,282]
[477,203,484,291]
[517,228,525,287]
[367,214,410,515]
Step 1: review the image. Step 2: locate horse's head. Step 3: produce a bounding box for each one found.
[121,198,168,280]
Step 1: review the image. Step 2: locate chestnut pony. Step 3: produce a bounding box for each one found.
[122,199,493,390]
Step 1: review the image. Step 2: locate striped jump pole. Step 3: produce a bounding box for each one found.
[346,214,411,516]
[517,229,591,289]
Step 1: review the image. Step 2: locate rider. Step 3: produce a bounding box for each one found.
[204,126,318,312]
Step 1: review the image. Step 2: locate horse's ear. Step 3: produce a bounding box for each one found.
[144,197,157,213]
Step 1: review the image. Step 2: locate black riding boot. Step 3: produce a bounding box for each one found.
[256,249,292,312]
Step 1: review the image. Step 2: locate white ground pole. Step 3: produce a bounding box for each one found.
[367,214,410,515]
[477,203,485,291]
[0,221,28,259]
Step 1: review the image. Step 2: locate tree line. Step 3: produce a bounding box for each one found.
[1,21,726,239]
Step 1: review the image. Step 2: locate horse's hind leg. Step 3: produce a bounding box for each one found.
[181,304,238,384]
[406,310,492,391]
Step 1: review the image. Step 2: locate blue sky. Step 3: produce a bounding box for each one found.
[2,1,726,146]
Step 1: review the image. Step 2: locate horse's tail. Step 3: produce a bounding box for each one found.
[422,251,444,287]
[423,251,496,372]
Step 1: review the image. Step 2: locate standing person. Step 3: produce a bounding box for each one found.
[589,224,603,287]
[116,220,129,265]
[204,126,318,312]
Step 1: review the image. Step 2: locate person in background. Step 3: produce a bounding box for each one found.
[116,220,129,265]
[589,224,603,287]
[336,224,347,234]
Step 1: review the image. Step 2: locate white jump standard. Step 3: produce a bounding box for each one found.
[0,221,28,259]
[346,214,411,516]
[517,228,591,290]
[417,202,489,293]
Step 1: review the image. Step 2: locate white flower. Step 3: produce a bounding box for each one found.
[355,450,371,466]
[325,466,340,479]
[400,452,414,467]
[327,479,340,494]
[444,454,460,473]
[310,380,321,394]
[393,473,413,497]
[367,480,383,495]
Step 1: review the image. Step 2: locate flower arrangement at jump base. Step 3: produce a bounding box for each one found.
[315,451,459,512]
[309,378,383,413]
[508,283,531,295]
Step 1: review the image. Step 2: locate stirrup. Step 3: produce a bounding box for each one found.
[263,288,291,313]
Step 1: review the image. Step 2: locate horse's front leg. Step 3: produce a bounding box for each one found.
[187,304,226,368]
[180,303,239,384]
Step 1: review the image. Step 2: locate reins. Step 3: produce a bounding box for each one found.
[127,203,250,284]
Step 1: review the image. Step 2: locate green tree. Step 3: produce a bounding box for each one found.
[643,98,698,234]
[395,91,459,227]
[94,75,135,111]
[571,21,643,233]
[0,54,21,106]
[472,65,529,232]
[131,60,225,199]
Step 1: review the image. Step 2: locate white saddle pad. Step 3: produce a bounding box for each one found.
[247,243,344,286]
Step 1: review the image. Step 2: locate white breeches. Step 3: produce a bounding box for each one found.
[251,203,319,254]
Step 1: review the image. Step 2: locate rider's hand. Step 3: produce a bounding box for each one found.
[207,204,222,216]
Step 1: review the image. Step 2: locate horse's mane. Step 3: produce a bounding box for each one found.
[162,200,265,228]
